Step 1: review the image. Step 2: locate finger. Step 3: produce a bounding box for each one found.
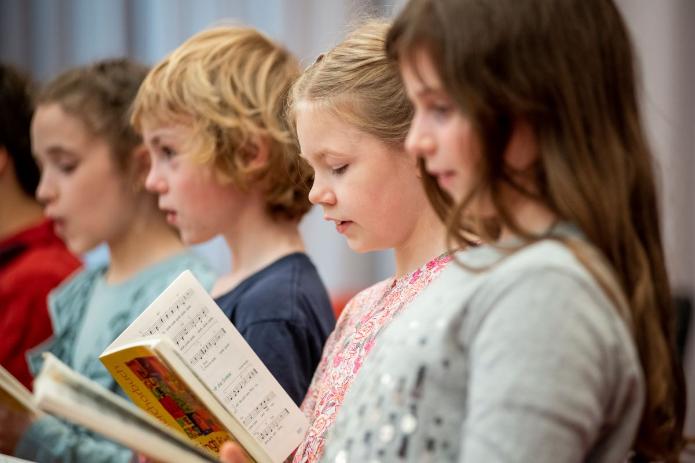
[219,442,248,463]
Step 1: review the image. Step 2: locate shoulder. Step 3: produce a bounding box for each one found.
[337,278,392,323]
[152,250,217,290]
[127,251,217,307]
[231,253,330,326]
[4,243,80,288]
[456,240,638,371]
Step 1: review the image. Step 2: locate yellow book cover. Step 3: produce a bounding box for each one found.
[101,344,246,459]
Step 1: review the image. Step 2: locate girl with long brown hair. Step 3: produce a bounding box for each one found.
[313,0,687,461]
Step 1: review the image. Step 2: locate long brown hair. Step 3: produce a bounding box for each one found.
[387,0,686,460]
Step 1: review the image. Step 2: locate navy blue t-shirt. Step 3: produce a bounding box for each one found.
[214,252,335,405]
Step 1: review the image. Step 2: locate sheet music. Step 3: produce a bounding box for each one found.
[105,271,307,461]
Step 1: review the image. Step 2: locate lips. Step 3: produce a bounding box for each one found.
[325,216,353,234]
[160,208,178,225]
[428,169,457,188]
[46,216,66,236]
[335,220,353,234]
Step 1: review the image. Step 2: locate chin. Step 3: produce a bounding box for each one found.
[346,239,378,254]
[181,230,215,246]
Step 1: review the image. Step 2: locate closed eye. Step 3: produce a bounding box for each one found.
[331,164,348,175]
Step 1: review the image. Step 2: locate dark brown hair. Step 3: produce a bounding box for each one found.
[37,58,148,172]
[0,63,37,196]
[387,0,686,460]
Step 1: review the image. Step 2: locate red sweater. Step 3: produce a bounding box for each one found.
[0,219,81,389]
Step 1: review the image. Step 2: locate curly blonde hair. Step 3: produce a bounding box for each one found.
[132,26,311,221]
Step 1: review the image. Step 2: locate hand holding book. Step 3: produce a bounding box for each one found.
[219,441,250,463]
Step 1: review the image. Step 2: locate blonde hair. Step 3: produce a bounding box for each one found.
[131,26,311,221]
[290,20,452,218]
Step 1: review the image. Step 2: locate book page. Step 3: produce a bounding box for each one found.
[0,454,36,462]
[0,364,39,416]
[34,353,216,463]
[104,270,307,462]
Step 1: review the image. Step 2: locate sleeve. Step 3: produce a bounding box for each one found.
[0,275,58,389]
[15,415,133,463]
[239,320,312,406]
[459,269,626,463]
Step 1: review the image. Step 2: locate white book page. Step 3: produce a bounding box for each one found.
[33,353,215,463]
[104,270,308,462]
[0,454,36,462]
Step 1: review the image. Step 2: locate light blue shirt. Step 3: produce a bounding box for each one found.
[16,250,216,463]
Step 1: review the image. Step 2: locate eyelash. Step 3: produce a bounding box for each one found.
[58,162,78,174]
[161,146,177,158]
[431,103,452,117]
[331,165,348,175]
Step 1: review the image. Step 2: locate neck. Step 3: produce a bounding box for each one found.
[393,201,448,278]
[496,194,558,243]
[105,205,184,284]
[0,185,45,240]
[214,195,304,296]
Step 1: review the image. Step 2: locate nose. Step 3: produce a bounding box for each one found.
[307,174,336,206]
[35,170,56,207]
[405,112,436,159]
[144,157,167,194]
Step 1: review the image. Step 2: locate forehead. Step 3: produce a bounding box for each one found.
[31,103,101,152]
[141,120,193,142]
[295,104,365,153]
[399,48,445,95]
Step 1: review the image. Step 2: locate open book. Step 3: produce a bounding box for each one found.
[33,352,216,463]
[0,363,40,417]
[99,270,309,463]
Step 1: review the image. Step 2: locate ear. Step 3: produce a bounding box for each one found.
[129,144,151,190]
[241,135,270,170]
[504,119,538,171]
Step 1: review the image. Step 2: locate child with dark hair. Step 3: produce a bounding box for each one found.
[0,62,81,390]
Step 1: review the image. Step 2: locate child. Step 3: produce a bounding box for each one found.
[0,58,215,462]
[221,21,453,463]
[318,0,687,462]
[130,26,336,406]
[0,62,81,390]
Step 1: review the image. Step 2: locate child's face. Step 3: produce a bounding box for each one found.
[31,103,139,254]
[296,105,426,254]
[400,48,480,204]
[142,122,242,245]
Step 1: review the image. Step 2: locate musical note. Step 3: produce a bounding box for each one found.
[172,307,210,347]
[190,328,226,365]
[226,367,259,401]
[140,288,196,337]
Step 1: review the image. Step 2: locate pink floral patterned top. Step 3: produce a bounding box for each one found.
[292,254,452,463]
